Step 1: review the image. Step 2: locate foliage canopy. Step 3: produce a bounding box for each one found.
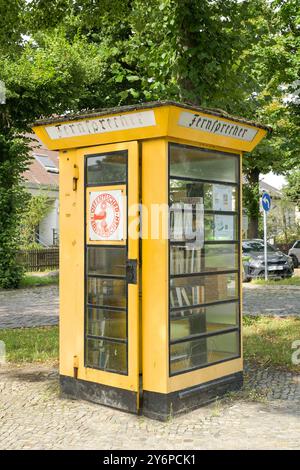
[0,0,299,286]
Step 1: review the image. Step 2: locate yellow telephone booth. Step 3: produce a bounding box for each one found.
[33,101,268,420]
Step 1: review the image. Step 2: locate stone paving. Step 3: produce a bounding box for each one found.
[0,286,59,328]
[0,284,299,449]
[0,284,299,329]
[0,363,299,450]
[243,284,300,317]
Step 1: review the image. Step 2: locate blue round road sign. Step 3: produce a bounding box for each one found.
[262,192,271,212]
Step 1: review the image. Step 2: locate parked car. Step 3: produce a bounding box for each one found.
[242,239,294,281]
[288,241,300,268]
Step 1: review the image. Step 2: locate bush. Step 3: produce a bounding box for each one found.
[0,133,31,289]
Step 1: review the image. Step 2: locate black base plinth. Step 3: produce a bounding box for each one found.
[60,371,243,420]
[143,371,243,421]
[60,375,138,414]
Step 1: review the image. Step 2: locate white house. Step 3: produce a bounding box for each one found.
[242,178,299,240]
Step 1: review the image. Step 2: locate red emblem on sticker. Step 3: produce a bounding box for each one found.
[90,193,120,238]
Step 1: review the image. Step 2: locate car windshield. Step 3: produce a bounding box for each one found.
[243,241,276,253]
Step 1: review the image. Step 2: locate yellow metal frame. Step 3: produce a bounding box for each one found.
[142,138,243,395]
[59,141,140,402]
[142,139,169,394]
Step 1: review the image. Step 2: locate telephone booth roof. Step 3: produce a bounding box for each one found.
[32,100,270,153]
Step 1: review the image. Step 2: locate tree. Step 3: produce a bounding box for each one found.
[1,0,299,287]
[0,134,31,287]
[0,8,105,287]
[0,0,260,289]
[24,0,269,108]
[264,193,299,244]
[284,170,300,207]
[28,2,299,240]
[240,0,300,237]
[0,0,26,54]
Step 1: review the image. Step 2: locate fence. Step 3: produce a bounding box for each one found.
[17,248,59,271]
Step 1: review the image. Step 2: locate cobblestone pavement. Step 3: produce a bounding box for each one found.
[0,363,299,450]
[0,284,299,329]
[0,286,59,328]
[243,284,300,317]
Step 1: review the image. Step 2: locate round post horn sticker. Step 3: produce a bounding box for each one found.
[89,190,124,241]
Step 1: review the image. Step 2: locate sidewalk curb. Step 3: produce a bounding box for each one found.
[243,284,300,291]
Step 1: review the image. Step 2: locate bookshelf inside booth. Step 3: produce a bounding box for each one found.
[168,143,241,376]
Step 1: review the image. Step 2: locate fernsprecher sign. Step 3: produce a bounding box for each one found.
[45,110,156,139]
[178,111,258,142]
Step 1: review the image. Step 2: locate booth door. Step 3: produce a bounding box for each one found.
[83,141,140,411]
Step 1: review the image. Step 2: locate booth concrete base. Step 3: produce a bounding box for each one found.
[142,372,243,421]
[60,375,138,414]
[60,371,243,421]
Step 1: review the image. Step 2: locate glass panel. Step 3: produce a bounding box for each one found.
[170,205,204,243]
[170,212,237,242]
[87,338,127,373]
[87,307,126,339]
[170,243,238,275]
[170,180,237,212]
[204,244,238,271]
[87,247,126,277]
[170,245,202,275]
[170,144,238,183]
[170,302,239,341]
[205,214,237,241]
[170,273,238,308]
[87,277,126,308]
[87,151,127,185]
[170,331,239,374]
[169,143,240,375]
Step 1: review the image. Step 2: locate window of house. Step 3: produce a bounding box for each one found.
[35,154,59,174]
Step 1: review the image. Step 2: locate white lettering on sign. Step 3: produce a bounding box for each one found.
[178,111,258,142]
[89,190,124,241]
[45,110,156,139]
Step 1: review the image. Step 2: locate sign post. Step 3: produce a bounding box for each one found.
[261,192,271,280]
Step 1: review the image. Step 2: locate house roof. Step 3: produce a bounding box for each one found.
[23,135,59,189]
[260,180,282,197]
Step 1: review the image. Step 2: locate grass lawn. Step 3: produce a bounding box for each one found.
[19,272,59,288]
[1,317,300,372]
[243,315,300,372]
[252,276,300,286]
[0,326,59,363]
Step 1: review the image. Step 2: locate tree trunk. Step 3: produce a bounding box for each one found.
[244,167,260,239]
[248,216,259,239]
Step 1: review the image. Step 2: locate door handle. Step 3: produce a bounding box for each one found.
[126,259,138,284]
